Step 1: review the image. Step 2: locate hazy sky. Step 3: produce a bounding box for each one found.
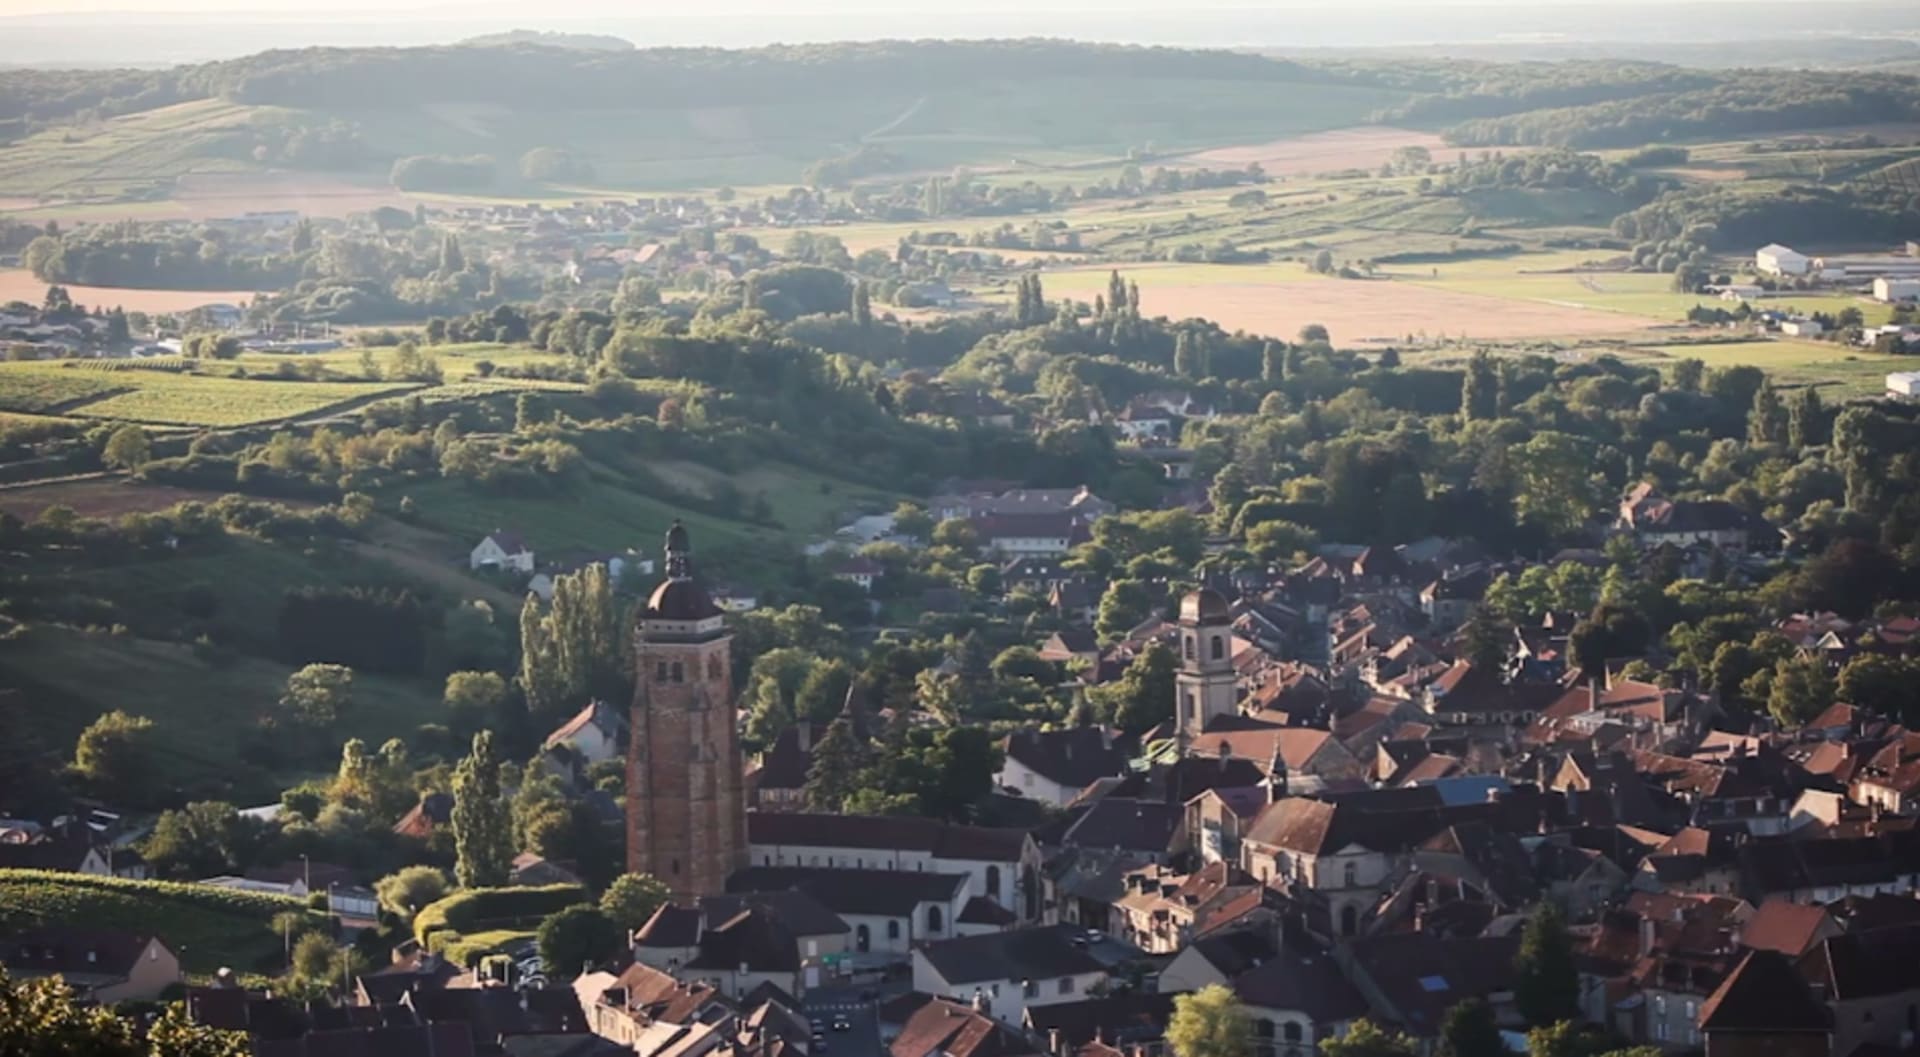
[0,0,1750,14]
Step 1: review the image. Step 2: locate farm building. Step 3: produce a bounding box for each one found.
[1875,278,1920,303]
[1888,372,1920,400]
[1812,255,1920,281]
[1781,319,1825,338]
[1756,244,1810,276]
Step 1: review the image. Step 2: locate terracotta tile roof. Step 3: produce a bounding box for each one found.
[1738,898,1831,957]
[892,999,1041,1057]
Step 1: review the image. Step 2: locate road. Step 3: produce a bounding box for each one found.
[804,985,887,1057]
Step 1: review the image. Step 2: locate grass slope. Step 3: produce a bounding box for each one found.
[0,869,310,973]
[0,623,443,801]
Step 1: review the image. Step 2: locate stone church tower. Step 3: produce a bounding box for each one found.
[626,521,747,902]
[1176,587,1237,747]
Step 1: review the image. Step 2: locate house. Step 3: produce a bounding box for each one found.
[1801,924,1920,1057]
[1,928,181,1002]
[972,514,1090,559]
[1158,931,1277,994]
[712,584,760,612]
[1038,629,1101,668]
[892,997,1042,1057]
[511,853,584,887]
[1781,319,1824,338]
[746,813,1030,918]
[998,728,1132,808]
[1888,371,1920,400]
[727,865,969,957]
[1338,932,1520,1040]
[1109,861,1274,954]
[1874,277,1920,303]
[833,555,885,593]
[1235,942,1370,1057]
[1699,950,1831,1057]
[632,892,843,999]
[911,925,1110,1026]
[543,699,628,767]
[1114,402,1176,442]
[470,529,535,573]
[1023,991,1178,1052]
[1755,244,1810,277]
[1617,486,1771,552]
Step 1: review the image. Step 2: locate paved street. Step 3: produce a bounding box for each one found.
[804,985,887,1057]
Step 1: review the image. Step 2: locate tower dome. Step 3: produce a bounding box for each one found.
[1179,587,1231,625]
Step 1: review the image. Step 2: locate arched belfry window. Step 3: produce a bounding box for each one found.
[708,655,723,681]
[1211,635,1225,661]
[671,661,685,683]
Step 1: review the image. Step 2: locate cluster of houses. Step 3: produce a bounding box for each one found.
[14,471,1920,1057]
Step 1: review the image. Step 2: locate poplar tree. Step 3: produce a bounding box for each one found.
[1749,378,1787,445]
[451,732,513,888]
[852,280,873,329]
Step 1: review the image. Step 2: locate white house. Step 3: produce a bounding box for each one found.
[542,700,627,766]
[832,556,885,593]
[972,513,1086,558]
[1888,371,1920,399]
[911,925,1109,1026]
[727,865,969,958]
[1781,318,1825,338]
[470,530,534,573]
[1875,277,1920,303]
[1756,244,1810,277]
[746,812,1030,916]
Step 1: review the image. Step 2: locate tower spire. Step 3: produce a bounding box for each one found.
[664,519,692,581]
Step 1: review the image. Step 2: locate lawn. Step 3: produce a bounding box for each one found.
[0,870,314,974]
[0,363,417,427]
[0,623,445,802]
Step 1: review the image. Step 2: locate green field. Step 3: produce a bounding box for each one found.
[0,870,314,974]
[0,369,125,415]
[1626,339,1910,396]
[0,364,417,427]
[0,623,443,800]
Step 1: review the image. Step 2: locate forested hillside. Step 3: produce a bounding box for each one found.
[4,42,1918,194]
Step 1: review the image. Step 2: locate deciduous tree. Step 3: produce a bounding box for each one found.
[1167,984,1250,1057]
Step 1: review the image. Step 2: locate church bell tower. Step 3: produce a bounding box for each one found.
[626,521,747,901]
[1176,587,1238,746]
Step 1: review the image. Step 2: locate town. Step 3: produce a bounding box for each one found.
[7,14,1920,1057]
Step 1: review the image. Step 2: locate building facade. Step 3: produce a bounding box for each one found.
[627,521,748,902]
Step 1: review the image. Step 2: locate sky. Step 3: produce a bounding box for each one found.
[0,0,1757,14]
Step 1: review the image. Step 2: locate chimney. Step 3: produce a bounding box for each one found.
[1100,727,1114,751]
[1590,679,1601,713]
[1050,1028,1065,1057]
[797,724,813,753]
[1639,916,1657,957]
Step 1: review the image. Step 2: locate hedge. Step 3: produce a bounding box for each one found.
[412,884,587,946]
